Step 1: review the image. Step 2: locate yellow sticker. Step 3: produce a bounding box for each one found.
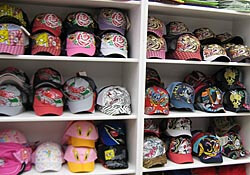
[105,149,115,160]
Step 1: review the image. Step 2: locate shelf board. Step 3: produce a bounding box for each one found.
[146,59,250,67]
[0,111,137,122]
[24,163,135,175]
[144,110,250,119]
[6,0,140,9]
[143,156,250,172]
[148,2,250,20]
[0,55,138,63]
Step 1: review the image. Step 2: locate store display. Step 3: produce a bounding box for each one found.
[32,142,64,172]
[96,86,132,116]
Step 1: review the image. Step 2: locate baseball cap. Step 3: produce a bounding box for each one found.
[0,23,29,55]
[32,142,64,172]
[166,21,190,36]
[166,34,202,61]
[216,32,244,45]
[219,132,246,159]
[184,71,213,89]
[147,34,167,59]
[0,129,27,144]
[97,86,131,116]
[144,119,160,137]
[214,67,245,92]
[209,117,240,136]
[227,44,250,63]
[98,121,126,146]
[193,28,221,45]
[192,134,223,163]
[167,82,195,111]
[31,32,61,56]
[0,4,29,29]
[223,89,250,112]
[64,11,96,35]
[63,76,96,114]
[32,13,62,36]
[145,86,169,115]
[202,44,231,62]
[168,136,193,164]
[0,84,25,116]
[62,121,98,148]
[33,87,64,116]
[97,144,128,169]
[32,67,63,89]
[194,84,225,113]
[100,32,128,58]
[143,136,167,168]
[146,67,164,89]
[147,16,166,37]
[218,164,246,175]
[64,145,97,173]
[66,31,96,56]
[97,8,129,35]
[164,118,192,137]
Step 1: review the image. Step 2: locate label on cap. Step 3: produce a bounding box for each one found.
[218,135,229,146]
[20,26,30,36]
[78,71,87,76]
[0,159,4,166]
[105,149,115,160]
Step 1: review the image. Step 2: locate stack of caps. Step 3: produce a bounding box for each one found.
[191,130,223,163]
[97,121,128,169]
[0,4,30,55]
[32,142,64,173]
[166,21,202,61]
[0,129,32,174]
[96,85,132,116]
[163,118,194,164]
[184,71,225,113]
[31,13,62,56]
[63,73,97,114]
[184,0,219,7]
[64,11,97,57]
[219,0,250,12]
[209,117,247,160]
[214,66,250,112]
[143,119,167,168]
[32,67,64,116]
[0,67,30,116]
[97,8,130,58]
[62,121,98,173]
[145,67,169,115]
[147,16,167,59]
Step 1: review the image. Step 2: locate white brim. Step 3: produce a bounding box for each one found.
[204,55,231,62]
[67,94,94,113]
[0,106,24,116]
[166,129,192,137]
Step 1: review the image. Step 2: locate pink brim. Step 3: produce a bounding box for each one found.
[66,47,95,57]
[32,46,60,56]
[33,106,63,116]
[167,50,202,61]
[147,50,166,59]
[148,29,163,37]
[168,152,194,164]
[0,44,24,55]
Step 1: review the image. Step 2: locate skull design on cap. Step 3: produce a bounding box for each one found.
[230,90,244,109]
[224,68,238,86]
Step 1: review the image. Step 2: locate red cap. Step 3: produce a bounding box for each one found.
[32,13,62,36]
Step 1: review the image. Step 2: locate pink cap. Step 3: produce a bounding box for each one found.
[66,31,96,56]
[64,145,97,163]
[0,129,27,144]
[148,16,166,37]
[146,34,166,59]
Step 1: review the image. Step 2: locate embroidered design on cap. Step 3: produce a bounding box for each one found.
[177,34,200,53]
[170,137,192,154]
[203,44,227,58]
[167,21,189,35]
[69,32,95,48]
[101,9,126,28]
[166,118,192,137]
[228,45,250,61]
[0,85,22,107]
[224,67,239,86]
[172,84,194,104]
[194,28,216,41]
[35,87,63,107]
[217,33,233,43]
[73,12,93,27]
[39,14,61,28]
[36,68,61,85]
[145,86,169,115]
[148,16,165,37]
[229,90,245,109]
[147,34,166,59]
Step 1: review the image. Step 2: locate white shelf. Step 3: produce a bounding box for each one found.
[148,2,250,20]
[0,111,137,122]
[7,0,140,9]
[143,156,250,172]
[0,55,139,63]
[146,59,250,67]
[144,110,250,119]
[24,163,136,175]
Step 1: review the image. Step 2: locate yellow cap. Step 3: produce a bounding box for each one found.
[67,162,95,173]
[68,137,95,148]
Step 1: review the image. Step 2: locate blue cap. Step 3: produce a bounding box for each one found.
[167,82,195,111]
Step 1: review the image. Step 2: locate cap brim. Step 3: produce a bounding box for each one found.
[0,106,24,116]
[33,106,63,116]
[222,36,244,45]
[231,56,250,62]
[35,163,62,172]
[200,153,223,163]
[67,94,94,113]
[204,55,231,62]
[66,47,95,57]
[101,48,128,58]
[167,50,202,61]
[171,99,195,111]
[168,152,193,164]
[166,129,192,137]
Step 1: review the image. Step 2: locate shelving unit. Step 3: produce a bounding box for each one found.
[1,0,250,174]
